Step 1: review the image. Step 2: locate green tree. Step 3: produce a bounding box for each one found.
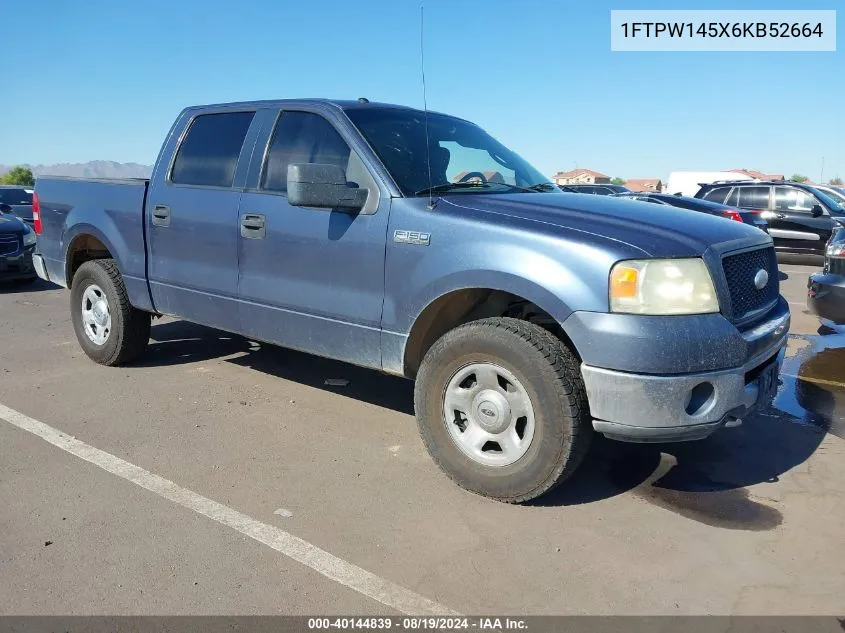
[790,174,809,183]
[611,177,626,185]
[0,166,35,187]
[830,177,843,186]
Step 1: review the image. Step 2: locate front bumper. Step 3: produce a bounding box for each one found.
[581,307,790,443]
[807,272,845,324]
[0,248,36,281]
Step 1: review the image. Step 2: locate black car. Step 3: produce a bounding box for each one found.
[612,192,768,232]
[808,225,845,324]
[695,180,845,257]
[0,204,38,282]
[0,185,35,224]
[558,183,631,195]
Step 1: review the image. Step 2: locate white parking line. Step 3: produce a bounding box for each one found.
[0,402,458,617]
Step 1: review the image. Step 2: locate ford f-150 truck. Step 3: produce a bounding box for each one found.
[32,99,790,503]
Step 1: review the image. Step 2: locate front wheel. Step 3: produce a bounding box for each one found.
[414,318,592,503]
[70,259,151,366]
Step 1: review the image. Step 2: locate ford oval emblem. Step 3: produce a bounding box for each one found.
[753,269,769,290]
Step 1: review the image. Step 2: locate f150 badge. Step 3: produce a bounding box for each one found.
[394,230,430,246]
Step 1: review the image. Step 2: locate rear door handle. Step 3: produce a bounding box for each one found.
[240,213,266,239]
[152,204,171,227]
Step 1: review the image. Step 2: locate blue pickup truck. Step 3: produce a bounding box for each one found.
[32,99,790,502]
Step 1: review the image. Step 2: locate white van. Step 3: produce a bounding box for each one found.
[666,171,754,198]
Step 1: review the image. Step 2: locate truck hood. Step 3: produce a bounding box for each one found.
[441,192,770,257]
[0,213,26,235]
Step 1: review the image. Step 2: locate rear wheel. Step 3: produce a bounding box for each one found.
[414,317,592,503]
[70,259,151,366]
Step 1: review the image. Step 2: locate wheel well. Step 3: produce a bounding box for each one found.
[66,234,112,287]
[403,289,577,378]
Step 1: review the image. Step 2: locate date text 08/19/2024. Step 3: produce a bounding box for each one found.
[307,617,528,630]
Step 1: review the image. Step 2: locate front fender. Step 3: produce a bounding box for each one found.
[384,241,611,335]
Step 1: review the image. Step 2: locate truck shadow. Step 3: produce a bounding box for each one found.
[140,319,415,414]
[140,321,840,529]
[0,278,60,294]
[535,404,827,531]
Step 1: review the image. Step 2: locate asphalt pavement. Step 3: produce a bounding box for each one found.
[1,260,844,616]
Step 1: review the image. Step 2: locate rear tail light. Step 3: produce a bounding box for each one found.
[32,192,42,234]
[720,209,744,222]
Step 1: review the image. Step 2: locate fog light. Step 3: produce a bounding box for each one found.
[685,382,715,416]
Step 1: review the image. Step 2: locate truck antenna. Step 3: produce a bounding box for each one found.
[420,2,434,210]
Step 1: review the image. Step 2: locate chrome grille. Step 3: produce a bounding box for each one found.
[722,246,779,320]
[0,235,20,256]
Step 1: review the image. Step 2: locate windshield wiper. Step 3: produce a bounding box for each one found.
[414,181,487,196]
[526,182,558,192]
[414,181,537,196]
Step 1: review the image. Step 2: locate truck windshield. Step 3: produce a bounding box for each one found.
[345,108,552,197]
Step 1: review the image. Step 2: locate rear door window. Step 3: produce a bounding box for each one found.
[170,111,256,187]
[736,186,771,210]
[702,186,730,203]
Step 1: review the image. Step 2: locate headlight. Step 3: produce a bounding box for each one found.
[609,258,719,315]
[23,227,37,247]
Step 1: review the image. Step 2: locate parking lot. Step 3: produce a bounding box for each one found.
[1,260,843,616]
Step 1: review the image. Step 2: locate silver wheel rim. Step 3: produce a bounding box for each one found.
[442,362,536,467]
[81,284,111,346]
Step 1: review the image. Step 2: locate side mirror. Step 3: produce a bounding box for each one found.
[811,204,824,218]
[287,163,368,211]
[0,203,12,214]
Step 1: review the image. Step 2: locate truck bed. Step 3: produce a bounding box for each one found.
[35,176,153,310]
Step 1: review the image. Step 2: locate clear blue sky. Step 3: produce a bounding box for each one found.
[2,0,843,181]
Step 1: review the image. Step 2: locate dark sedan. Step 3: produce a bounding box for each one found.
[808,225,845,324]
[611,192,769,232]
[0,185,34,224]
[0,204,37,282]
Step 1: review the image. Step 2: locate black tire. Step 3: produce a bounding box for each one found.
[414,317,592,503]
[70,259,151,366]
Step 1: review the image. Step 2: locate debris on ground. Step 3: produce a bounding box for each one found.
[324,378,350,387]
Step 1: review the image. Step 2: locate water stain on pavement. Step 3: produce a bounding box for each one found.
[608,452,783,531]
[777,329,845,441]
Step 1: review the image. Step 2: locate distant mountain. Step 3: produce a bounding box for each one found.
[0,161,152,179]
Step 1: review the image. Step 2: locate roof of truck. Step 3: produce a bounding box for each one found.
[183,98,463,119]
